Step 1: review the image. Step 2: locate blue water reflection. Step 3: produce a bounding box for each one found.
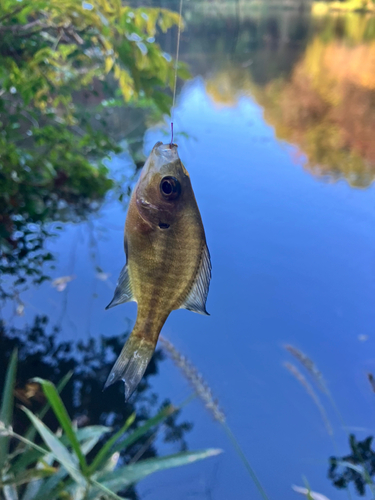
[138,78,375,499]
[6,73,375,498]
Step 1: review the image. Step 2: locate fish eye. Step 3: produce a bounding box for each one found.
[160,176,181,200]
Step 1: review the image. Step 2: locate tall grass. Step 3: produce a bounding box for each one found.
[159,335,270,500]
[283,361,333,436]
[284,344,375,497]
[284,345,328,394]
[0,350,221,500]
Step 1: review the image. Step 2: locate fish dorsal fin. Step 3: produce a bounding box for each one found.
[180,243,211,316]
[106,264,134,310]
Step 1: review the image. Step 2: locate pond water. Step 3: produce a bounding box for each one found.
[2,5,375,500]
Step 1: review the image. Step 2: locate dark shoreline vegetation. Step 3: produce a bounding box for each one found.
[181,7,375,187]
[0,350,220,499]
[2,0,375,498]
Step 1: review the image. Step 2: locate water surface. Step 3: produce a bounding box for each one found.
[2,6,375,499]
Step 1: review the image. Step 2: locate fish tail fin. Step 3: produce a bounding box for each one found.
[103,333,156,400]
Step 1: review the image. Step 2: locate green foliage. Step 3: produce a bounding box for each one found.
[0,0,189,299]
[0,349,17,474]
[0,351,220,499]
[0,0,184,114]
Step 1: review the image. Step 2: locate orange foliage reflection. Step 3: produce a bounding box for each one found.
[205,20,375,187]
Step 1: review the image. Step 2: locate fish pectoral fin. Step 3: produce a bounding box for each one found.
[105,264,134,310]
[180,243,211,316]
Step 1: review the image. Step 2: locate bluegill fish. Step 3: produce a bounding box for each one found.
[104,142,211,400]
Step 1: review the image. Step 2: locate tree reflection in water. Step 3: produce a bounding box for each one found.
[0,315,192,498]
[185,9,375,187]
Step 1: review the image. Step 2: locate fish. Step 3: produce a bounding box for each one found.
[104,141,211,400]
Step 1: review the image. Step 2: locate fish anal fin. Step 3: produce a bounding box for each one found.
[105,264,134,310]
[180,243,211,316]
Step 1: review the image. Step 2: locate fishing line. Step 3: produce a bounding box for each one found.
[170,0,183,146]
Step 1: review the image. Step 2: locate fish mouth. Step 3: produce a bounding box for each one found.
[151,141,179,163]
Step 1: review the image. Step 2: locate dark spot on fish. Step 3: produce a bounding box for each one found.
[159,222,170,229]
[160,176,181,200]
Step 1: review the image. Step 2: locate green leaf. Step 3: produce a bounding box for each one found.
[177,62,191,80]
[21,451,56,500]
[8,445,48,477]
[91,479,130,500]
[90,406,178,475]
[336,460,364,474]
[108,406,176,459]
[9,424,105,497]
[26,466,67,500]
[32,377,88,475]
[21,406,86,487]
[2,466,55,486]
[88,413,135,474]
[8,373,71,476]
[4,431,49,476]
[94,449,222,495]
[76,426,110,456]
[0,349,17,473]
[75,426,110,442]
[23,371,72,444]
[152,91,172,115]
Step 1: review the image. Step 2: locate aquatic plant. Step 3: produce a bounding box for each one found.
[0,350,220,499]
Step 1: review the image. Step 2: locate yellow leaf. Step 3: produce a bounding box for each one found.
[105,57,114,74]
[118,70,134,101]
[114,64,121,79]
